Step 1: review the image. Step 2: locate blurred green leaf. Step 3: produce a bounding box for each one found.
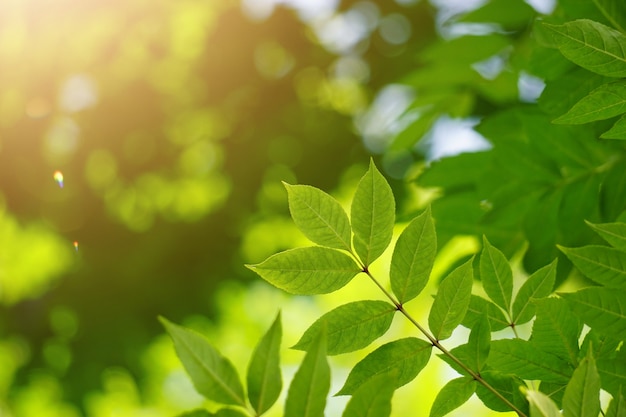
[539,68,609,117]
[545,20,626,77]
[293,300,396,355]
[160,318,246,407]
[390,206,436,304]
[247,312,282,415]
[562,350,600,417]
[525,389,562,417]
[460,0,535,30]
[606,390,626,417]
[247,247,360,295]
[512,260,557,325]
[285,326,330,417]
[341,372,396,417]
[558,245,626,288]
[421,34,510,64]
[284,183,352,251]
[554,81,626,124]
[597,349,626,397]
[560,288,626,340]
[601,115,626,139]
[429,377,476,417]
[351,160,395,266]
[480,236,513,314]
[593,0,626,33]
[428,258,473,340]
[337,337,431,395]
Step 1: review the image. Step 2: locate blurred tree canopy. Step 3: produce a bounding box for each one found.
[1,0,625,415]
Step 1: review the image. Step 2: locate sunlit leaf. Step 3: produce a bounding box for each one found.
[488,339,572,383]
[177,410,214,417]
[247,312,282,415]
[545,19,626,77]
[467,315,491,372]
[341,372,396,417]
[530,298,582,366]
[560,287,626,340]
[525,389,562,417]
[586,221,626,251]
[390,206,436,303]
[463,295,510,331]
[285,327,330,417]
[284,183,352,251]
[562,350,601,417]
[429,258,473,340]
[350,159,395,266]
[337,337,431,395]
[429,377,476,417]
[160,318,246,407]
[247,247,360,295]
[601,114,626,139]
[480,236,513,314]
[559,245,626,288]
[606,391,626,417]
[554,81,626,124]
[293,300,396,355]
[512,260,557,325]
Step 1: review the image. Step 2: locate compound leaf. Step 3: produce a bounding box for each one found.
[429,258,473,341]
[293,300,396,355]
[430,377,476,417]
[160,318,246,407]
[586,221,626,251]
[390,206,437,303]
[512,260,557,325]
[247,312,282,415]
[560,288,626,341]
[247,247,360,295]
[351,159,395,267]
[554,81,626,124]
[530,298,582,366]
[341,372,396,417]
[285,327,330,417]
[562,350,601,417]
[545,19,626,77]
[284,183,352,251]
[337,337,431,395]
[480,236,513,314]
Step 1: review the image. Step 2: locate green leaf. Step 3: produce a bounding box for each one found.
[350,159,395,266]
[390,206,437,303]
[480,236,513,315]
[459,0,536,30]
[176,410,214,417]
[601,114,626,139]
[525,389,562,417]
[247,247,360,295]
[554,81,626,124]
[341,372,396,417]
[562,350,601,417]
[606,391,626,417]
[580,329,620,360]
[487,339,572,383]
[467,315,491,373]
[593,0,626,33]
[545,19,626,77]
[559,245,626,288]
[476,371,528,413]
[293,300,396,355]
[429,258,473,341]
[247,312,282,415]
[429,377,476,417]
[539,381,567,407]
[463,295,510,331]
[560,287,626,341]
[337,337,432,395]
[530,298,582,366]
[284,183,352,251]
[586,221,626,251]
[214,409,249,417]
[160,318,246,407]
[284,327,330,417]
[512,260,557,325]
[597,350,626,397]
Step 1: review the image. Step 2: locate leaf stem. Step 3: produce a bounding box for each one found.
[362,269,529,417]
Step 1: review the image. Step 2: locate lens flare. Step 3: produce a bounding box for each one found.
[53,170,64,188]
[73,241,79,251]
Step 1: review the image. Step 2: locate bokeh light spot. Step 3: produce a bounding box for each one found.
[58,74,98,113]
[254,41,295,79]
[43,117,80,163]
[85,149,118,190]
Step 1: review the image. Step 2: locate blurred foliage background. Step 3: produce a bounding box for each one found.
[1,0,625,415]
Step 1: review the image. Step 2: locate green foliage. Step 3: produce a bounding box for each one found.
[247,313,282,415]
[429,377,476,417]
[341,372,396,417]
